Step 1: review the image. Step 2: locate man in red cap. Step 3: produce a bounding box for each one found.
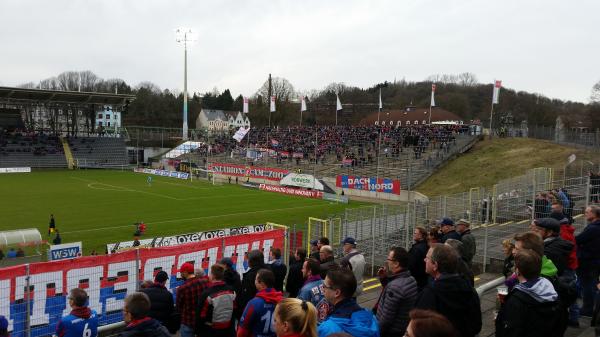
[175,262,208,337]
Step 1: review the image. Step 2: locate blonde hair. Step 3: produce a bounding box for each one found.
[275,298,317,337]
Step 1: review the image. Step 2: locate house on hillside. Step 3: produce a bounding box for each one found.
[359,106,463,127]
[195,109,250,131]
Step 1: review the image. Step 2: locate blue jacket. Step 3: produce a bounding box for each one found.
[297,277,325,307]
[318,298,379,337]
[56,307,98,337]
[576,219,600,261]
[238,288,283,337]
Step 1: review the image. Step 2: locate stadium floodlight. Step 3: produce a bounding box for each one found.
[175,28,197,141]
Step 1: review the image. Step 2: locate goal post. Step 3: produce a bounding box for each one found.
[307,217,328,252]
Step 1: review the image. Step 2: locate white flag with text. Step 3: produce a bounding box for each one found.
[492,80,502,104]
[243,97,249,113]
[270,96,276,112]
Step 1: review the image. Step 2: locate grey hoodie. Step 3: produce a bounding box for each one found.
[515,277,558,303]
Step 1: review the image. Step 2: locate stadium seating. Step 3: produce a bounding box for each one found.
[0,131,67,168]
[68,137,128,168]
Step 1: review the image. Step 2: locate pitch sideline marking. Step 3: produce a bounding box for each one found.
[61,203,327,234]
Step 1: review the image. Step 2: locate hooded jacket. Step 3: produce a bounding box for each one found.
[576,219,600,262]
[559,223,578,270]
[415,274,482,337]
[118,317,171,337]
[318,298,379,337]
[495,277,560,337]
[237,288,283,337]
[543,236,574,276]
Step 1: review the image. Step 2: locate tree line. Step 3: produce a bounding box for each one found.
[18,71,600,129]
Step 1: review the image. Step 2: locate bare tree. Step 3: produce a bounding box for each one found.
[256,77,296,102]
[458,72,478,86]
[591,80,600,103]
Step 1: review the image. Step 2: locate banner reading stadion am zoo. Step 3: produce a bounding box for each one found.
[336,175,401,194]
[0,229,284,337]
[208,163,289,181]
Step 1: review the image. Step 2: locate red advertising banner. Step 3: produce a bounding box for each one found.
[0,230,284,337]
[259,183,324,199]
[208,163,289,181]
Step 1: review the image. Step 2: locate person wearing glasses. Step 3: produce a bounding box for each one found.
[373,247,418,337]
[55,288,98,337]
[317,269,379,337]
[119,292,170,337]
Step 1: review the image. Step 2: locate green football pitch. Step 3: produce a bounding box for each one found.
[0,170,366,254]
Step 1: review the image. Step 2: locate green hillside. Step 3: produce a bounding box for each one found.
[417,138,599,197]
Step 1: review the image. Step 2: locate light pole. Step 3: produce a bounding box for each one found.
[176,28,196,141]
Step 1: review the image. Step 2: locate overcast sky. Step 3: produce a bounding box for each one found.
[1,0,598,103]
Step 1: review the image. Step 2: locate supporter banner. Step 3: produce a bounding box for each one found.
[208,163,289,181]
[280,173,324,190]
[0,167,31,174]
[259,183,323,199]
[133,167,189,180]
[0,230,284,337]
[48,242,82,261]
[106,224,272,253]
[336,175,401,194]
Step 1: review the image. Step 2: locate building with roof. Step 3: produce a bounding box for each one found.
[195,109,250,131]
[359,106,464,127]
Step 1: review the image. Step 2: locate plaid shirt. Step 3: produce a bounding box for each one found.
[176,276,209,328]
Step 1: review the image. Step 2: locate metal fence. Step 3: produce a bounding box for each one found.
[316,165,600,277]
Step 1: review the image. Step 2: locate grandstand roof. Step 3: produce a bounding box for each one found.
[359,107,463,125]
[0,86,135,105]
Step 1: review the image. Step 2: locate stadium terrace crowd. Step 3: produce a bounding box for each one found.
[192,125,466,164]
[1,198,600,337]
[0,129,63,156]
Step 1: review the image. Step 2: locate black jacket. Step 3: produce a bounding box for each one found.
[440,230,461,243]
[270,260,288,292]
[238,265,268,318]
[140,284,175,332]
[375,270,418,336]
[408,240,428,290]
[576,219,600,262]
[118,317,171,337]
[286,258,304,298]
[319,256,338,279]
[495,287,560,337]
[415,274,482,337]
[223,268,242,300]
[544,236,574,276]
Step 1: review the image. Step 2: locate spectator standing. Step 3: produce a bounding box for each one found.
[316,238,329,260]
[298,258,329,322]
[339,237,365,297]
[414,244,482,337]
[439,218,460,243]
[374,247,418,336]
[269,247,288,292]
[139,271,177,333]
[238,269,283,337]
[318,245,337,279]
[318,269,379,337]
[532,218,574,276]
[309,240,320,261]
[405,309,459,337]
[220,257,243,299]
[56,288,98,337]
[196,264,236,337]
[286,248,307,298]
[576,205,600,317]
[456,219,476,266]
[238,250,268,318]
[119,292,170,337]
[427,226,442,245]
[273,298,318,337]
[408,226,429,290]
[444,239,475,287]
[175,262,209,337]
[502,239,515,278]
[495,249,560,337]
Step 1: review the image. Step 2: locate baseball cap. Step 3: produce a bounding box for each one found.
[440,217,454,226]
[178,262,194,274]
[155,271,169,283]
[342,237,356,245]
[534,218,561,232]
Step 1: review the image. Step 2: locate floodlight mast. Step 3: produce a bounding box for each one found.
[176,28,195,141]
